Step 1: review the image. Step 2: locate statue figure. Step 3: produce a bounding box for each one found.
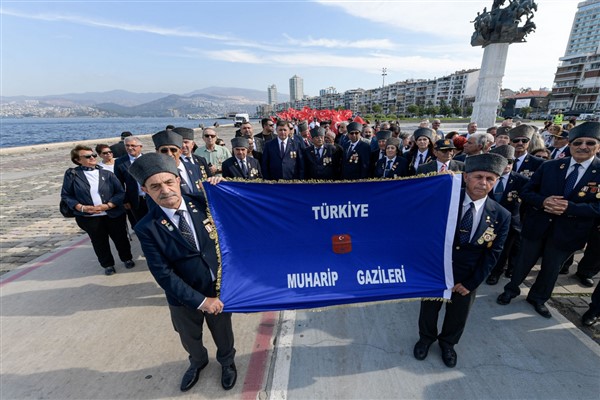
[471,0,537,47]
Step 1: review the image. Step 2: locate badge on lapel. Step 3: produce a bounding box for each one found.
[161,219,174,232]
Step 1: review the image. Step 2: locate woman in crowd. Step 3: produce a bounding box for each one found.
[405,128,436,175]
[374,137,408,178]
[530,147,551,160]
[96,144,115,173]
[61,144,134,276]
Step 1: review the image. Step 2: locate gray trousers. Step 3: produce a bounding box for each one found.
[169,305,235,368]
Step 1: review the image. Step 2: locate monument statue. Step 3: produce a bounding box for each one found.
[471,0,537,47]
[470,0,538,130]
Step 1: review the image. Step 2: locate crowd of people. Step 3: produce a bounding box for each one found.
[60,116,600,389]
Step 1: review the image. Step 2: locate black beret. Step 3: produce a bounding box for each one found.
[414,127,433,141]
[231,137,249,149]
[489,144,515,161]
[152,130,183,149]
[347,122,362,133]
[568,122,600,142]
[310,127,325,138]
[376,130,392,141]
[434,138,456,150]
[129,153,179,186]
[465,153,508,176]
[508,124,536,140]
[172,127,194,140]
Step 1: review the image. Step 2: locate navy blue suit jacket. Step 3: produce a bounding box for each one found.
[261,138,304,180]
[520,156,600,252]
[222,156,262,179]
[515,153,545,178]
[341,140,371,180]
[374,157,409,178]
[488,171,530,231]
[303,144,342,180]
[114,154,144,208]
[453,193,511,291]
[134,193,219,308]
[181,154,212,179]
[61,166,126,218]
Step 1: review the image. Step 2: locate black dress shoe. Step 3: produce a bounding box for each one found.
[124,259,135,269]
[504,270,513,278]
[221,363,237,390]
[440,346,457,368]
[526,298,551,319]
[413,340,432,360]
[582,310,599,327]
[576,274,594,288]
[180,360,208,392]
[486,274,500,285]
[496,291,513,305]
[104,266,116,276]
[558,266,570,275]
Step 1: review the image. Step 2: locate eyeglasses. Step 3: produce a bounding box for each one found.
[80,154,97,159]
[571,140,598,147]
[204,135,216,138]
[101,151,112,155]
[159,147,179,154]
[267,124,275,127]
[348,131,361,135]
[511,138,530,144]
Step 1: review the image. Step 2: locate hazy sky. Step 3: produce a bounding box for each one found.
[1,1,579,97]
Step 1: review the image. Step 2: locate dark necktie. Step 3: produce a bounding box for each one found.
[385,159,393,177]
[240,159,248,177]
[564,163,581,197]
[185,156,193,164]
[280,140,285,158]
[418,154,424,166]
[175,210,197,250]
[348,144,355,157]
[494,177,504,201]
[551,149,558,159]
[458,202,474,245]
[315,147,322,159]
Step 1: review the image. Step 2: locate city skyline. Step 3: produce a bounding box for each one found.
[1,1,578,97]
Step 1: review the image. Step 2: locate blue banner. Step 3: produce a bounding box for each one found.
[204,175,462,312]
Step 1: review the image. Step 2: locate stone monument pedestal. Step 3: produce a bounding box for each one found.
[471,43,509,129]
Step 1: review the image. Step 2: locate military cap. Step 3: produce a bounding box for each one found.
[129,153,179,186]
[310,127,325,138]
[465,153,508,176]
[347,122,362,133]
[490,144,515,161]
[568,122,600,142]
[413,127,434,141]
[385,137,401,149]
[231,137,249,149]
[298,121,309,132]
[434,138,456,150]
[172,127,194,140]
[508,124,536,140]
[376,130,392,141]
[121,131,132,138]
[152,130,183,149]
[496,126,511,137]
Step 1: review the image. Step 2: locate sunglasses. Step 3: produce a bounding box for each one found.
[101,151,112,155]
[81,154,97,159]
[348,131,361,135]
[204,135,216,138]
[511,138,530,144]
[571,140,598,147]
[267,124,275,127]
[159,147,179,154]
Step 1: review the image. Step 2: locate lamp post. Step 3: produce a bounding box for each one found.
[382,67,387,88]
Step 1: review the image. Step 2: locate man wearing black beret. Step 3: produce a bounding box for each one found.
[498,122,600,318]
[414,153,510,368]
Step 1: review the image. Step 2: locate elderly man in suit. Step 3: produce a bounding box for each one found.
[497,122,600,318]
[222,137,262,179]
[508,124,545,178]
[417,139,465,174]
[485,145,530,285]
[171,127,212,180]
[261,120,304,180]
[114,136,147,227]
[303,127,342,180]
[414,153,510,368]
[129,153,237,392]
[341,121,371,180]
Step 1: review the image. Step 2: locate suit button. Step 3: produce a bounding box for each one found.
[455,246,460,250]
[549,219,553,222]
[202,253,206,257]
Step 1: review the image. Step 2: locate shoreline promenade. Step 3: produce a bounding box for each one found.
[1,123,599,399]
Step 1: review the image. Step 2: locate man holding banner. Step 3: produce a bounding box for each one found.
[128,153,237,393]
[414,153,510,368]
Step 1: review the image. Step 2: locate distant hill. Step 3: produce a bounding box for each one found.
[185,87,289,103]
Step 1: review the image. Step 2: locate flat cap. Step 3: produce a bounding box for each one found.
[568,122,600,142]
[465,153,508,176]
[152,130,183,149]
[376,130,392,141]
[508,124,536,140]
[129,153,179,186]
[489,144,515,160]
[347,122,362,133]
[231,137,249,149]
[435,138,456,150]
[413,127,433,141]
[551,130,569,139]
[310,127,325,138]
[172,127,194,140]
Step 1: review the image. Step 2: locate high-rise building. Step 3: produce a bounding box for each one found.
[289,75,304,102]
[268,84,278,106]
[319,86,337,96]
[549,0,600,113]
